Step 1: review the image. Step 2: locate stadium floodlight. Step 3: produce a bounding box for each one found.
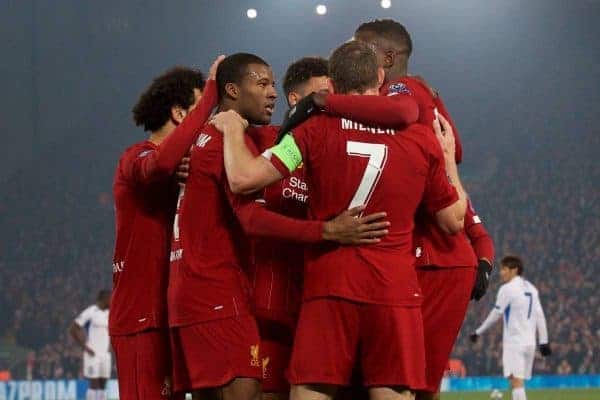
[316,4,327,15]
[381,0,392,9]
[247,8,257,19]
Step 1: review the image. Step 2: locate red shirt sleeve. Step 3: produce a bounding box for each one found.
[422,135,459,215]
[324,93,419,127]
[229,135,324,243]
[465,199,495,263]
[126,79,218,185]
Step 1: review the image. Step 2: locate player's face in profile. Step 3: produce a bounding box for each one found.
[238,64,277,125]
[172,88,203,125]
[188,88,203,113]
[499,265,511,283]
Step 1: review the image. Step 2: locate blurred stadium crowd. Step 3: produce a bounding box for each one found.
[0,109,598,380]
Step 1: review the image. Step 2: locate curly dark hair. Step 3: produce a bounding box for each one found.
[282,57,329,98]
[132,67,205,132]
[355,19,413,56]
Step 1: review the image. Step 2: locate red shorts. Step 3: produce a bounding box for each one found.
[170,315,262,393]
[111,329,183,400]
[257,318,295,393]
[288,298,426,389]
[417,267,476,393]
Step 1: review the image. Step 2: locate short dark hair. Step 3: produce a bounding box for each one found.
[216,53,269,100]
[132,67,205,132]
[282,57,329,98]
[356,19,413,56]
[329,41,379,94]
[501,255,524,275]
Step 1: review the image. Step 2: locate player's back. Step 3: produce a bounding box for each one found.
[111,141,177,335]
[167,124,253,327]
[382,77,475,268]
[500,276,540,346]
[286,114,457,306]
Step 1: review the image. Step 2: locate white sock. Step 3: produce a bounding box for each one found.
[97,389,107,400]
[512,387,527,400]
[86,389,95,400]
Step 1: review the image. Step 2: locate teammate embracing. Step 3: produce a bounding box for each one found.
[355,20,495,400]
[212,40,469,400]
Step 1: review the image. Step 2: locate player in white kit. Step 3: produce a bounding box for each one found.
[470,256,551,400]
[70,290,112,400]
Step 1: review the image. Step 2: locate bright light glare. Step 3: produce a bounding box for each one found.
[381,0,391,9]
[247,8,257,19]
[316,4,327,15]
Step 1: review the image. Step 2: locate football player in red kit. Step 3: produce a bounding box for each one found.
[212,41,469,400]
[111,58,224,400]
[249,57,330,399]
[355,20,495,399]
[246,55,429,400]
[167,53,402,400]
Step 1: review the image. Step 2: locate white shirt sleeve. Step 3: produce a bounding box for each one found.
[475,308,501,335]
[74,305,94,327]
[475,286,508,335]
[534,292,549,344]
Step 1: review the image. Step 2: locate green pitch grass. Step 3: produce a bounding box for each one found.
[441,389,600,400]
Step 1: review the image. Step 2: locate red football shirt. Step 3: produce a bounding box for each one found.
[268,115,458,306]
[167,124,325,327]
[382,77,477,269]
[247,126,308,326]
[110,141,178,335]
[381,76,463,163]
[110,80,218,336]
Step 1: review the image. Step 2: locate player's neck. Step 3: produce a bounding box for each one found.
[218,101,241,115]
[148,125,173,145]
[385,66,408,84]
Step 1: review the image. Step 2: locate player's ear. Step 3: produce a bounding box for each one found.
[327,78,336,94]
[171,105,187,125]
[288,92,299,108]
[384,49,395,69]
[225,82,240,100]
[377,67,385,88]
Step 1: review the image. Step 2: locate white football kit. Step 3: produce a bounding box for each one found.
[74,304,111,379]
[475,276,548,379]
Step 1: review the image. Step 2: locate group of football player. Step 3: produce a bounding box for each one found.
[109,18,494,400]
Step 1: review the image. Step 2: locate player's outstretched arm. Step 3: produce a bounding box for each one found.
[275,92,419,143]
[233,199,390,245]
[211,110,283,194]
[319,92,419,128]
[128,56,223,185]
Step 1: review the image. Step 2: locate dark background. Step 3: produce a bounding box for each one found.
[0,0,598,378]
